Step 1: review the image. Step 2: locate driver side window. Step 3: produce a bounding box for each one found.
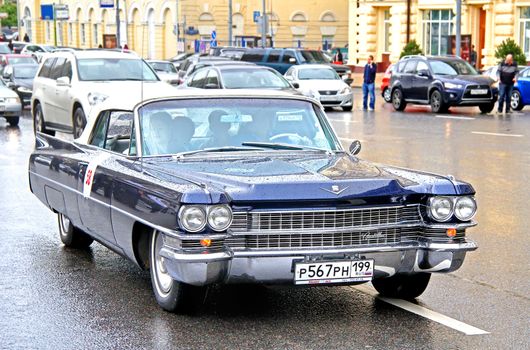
[90,111,134,154]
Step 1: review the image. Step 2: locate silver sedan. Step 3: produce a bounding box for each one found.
[0,79,21,126]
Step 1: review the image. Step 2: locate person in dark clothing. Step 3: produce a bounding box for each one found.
[469,45,477,68]
[7,39,13,51]
[334,49,343,64]
[23,33,30,42]
[497,54,519,113]
[362,55,377,110]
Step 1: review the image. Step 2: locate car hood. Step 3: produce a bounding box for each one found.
[436,75,494,85]
[81,81,177,100]
[156,72,180,81]
[0,86,20,98]
[297,80,348,91]
[13,77,33,89]
[329,64,351,73]
[144,152,474,204]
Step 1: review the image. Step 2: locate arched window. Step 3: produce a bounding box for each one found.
[321,11,336,22]
[291,12,307,22]
[147,9,156,58]
[23,7,32,41]
[199,12,214,21]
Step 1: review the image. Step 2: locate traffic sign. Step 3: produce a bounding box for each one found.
[99,0,114,8]
[40,4,54,20]
[253,11,260,23]
[55,5,69,20]
[211,30,217,40]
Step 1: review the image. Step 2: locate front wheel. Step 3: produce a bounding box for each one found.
[479,103,495,114]
[383,87,392,102]
[7,116,19,127]
[33,103,55,136]
[372,273,431,299]
[392,89,407,111]
[58,213,93,248]
[73,107,87,139]
[150,230,206,313]
[430,90,447,113]
[510,90,524,111]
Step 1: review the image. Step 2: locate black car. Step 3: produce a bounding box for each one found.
[2,63,38,106]
[390,55,498,113]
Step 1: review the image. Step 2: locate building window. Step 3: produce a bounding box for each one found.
[93,24,98,46]
[68,23,73,43]
[384,10,391,52]
[80,23,86,45]
[293,35,305,48]
[46,21,51,41]
[292,12,307,22]
[322,35,334,50]
[423,10,454,56]
[519,8,530,57]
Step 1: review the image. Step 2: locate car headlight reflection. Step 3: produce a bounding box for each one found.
[178,204,233,232]
[444,82,463,89]
[454,196,477,221]
[87,92,109,106]
[339,86,352,94]
[178,206,207,232]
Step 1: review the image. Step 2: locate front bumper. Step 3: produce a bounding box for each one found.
[159,238,478,286]
[442,88,498,106]
[319,92,353,107]
[0,101,22,116]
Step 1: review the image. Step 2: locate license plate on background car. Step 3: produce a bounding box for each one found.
[470,89,488,95]
[0,105,5,111]
[294,259,374,285]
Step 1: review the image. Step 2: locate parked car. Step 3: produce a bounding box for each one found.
[510,66,530,110]
[177,56,234,84]
[11,41,27,54]
[390,55,498,113]
[0,78,21,126]
[21,44,55,62]
[0,54,36,75]
[180,65,299,94]
[146,60,180,85]
[285,64,353,111]
[0,43,11,54]
[32,50,177,138]
[28,89,478,312]
[481,65,527,82]
[2,63,39,106]
[240,48,352,78]
[167,52,194,70]
[381,64,394,103]
[209,46,248,59]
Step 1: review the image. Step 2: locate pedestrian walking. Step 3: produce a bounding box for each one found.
[497,54,518,113]
[333,49,343,64]
[469,45,477,68]
[363,55,377,111]
[23,33,30,42]
[7,39,13,52]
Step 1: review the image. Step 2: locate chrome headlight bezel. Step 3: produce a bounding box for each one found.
[207,205,233,232]
[428,196,455,222]
[178,205,207,232]
[87,92,109,106]
[339,86,352,94]
[454,196,477,221]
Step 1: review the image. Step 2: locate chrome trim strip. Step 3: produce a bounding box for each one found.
[235,204,420,214]
[228,222,423,235]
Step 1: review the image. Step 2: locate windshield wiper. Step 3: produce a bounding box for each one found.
[174,146,265,158]
[241,142,331,152]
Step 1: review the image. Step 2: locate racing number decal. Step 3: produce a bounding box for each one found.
[82,154,110,198]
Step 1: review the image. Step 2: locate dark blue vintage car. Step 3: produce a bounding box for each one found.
[28,90,478,312]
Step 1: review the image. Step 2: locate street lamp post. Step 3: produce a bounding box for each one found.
[116,0,121,47]
[455,0,461,57]
[261,0,266,47]
[228,0,232,46]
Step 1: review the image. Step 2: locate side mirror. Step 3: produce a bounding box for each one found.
[417,69,430,77]
[6,82,14,88]
[291,82,300,89]
[349,140,362,156]
[344,78,353,86]
[289,57,296,63]
[56,76,70,87]
[2,72,11,79]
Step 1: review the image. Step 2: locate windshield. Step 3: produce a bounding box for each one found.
[222,69,291,89]
[430,60,478,76]
[77,58,159,81]
[13,66,38,78]
[139,98,339,156]
[8,57,36,65]
[149,61,177,73]
[298,68,339,80]
[300,50,331,64]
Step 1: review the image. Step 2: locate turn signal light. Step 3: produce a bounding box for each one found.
[200,238,212,247]
[446,228,457,238]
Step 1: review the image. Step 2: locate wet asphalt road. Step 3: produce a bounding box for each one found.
[0,94,529,349]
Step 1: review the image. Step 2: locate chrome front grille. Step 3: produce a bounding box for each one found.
[230,205,421,233]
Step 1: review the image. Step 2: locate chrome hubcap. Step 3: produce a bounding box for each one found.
[151,231,173,295]
[432,94,440,109]
[59,214,70,236]
[384,89,391,101]
[393,91,401,107]
[511,94,519,109]
[74,113,84,138]
[35,109,43,131]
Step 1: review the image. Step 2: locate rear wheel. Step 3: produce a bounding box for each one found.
[383,87,392,102]
[7,116,19,127]
[58,213,93,248]
[372,273,431,299]
[33,103,55,136]
[510,90,524,111]
[479,103,495,114]
[392,88,407,111]
[430,90,447,113]
[73,107,86,139]
[149,230,206,313]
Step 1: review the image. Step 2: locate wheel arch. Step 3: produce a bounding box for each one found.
[132,221,153,270]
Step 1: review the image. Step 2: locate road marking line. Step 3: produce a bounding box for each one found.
[352,284,490,336]
[471,131,524,137]
[435,115,474,120]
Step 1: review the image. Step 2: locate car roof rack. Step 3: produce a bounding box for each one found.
[400,55,425,60]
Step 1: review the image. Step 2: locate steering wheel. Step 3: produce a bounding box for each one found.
[269,133,307,145]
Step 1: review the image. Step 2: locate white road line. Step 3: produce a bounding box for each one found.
[471,131,524,137]
[435,115,474,120]
[352,284,490,336]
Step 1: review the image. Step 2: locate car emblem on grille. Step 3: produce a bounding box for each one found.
[362,232,386,240]
[321,185,349,195]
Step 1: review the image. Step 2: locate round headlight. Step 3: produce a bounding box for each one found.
[454,196,477,221]
[179,206,206,232]
[207,205,233,231]
[429,196,454,222]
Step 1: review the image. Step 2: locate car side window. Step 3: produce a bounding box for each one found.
[242,51,264,62]
[403,60,417,74]
[90,111,134,154]
[416,61,429,73]
[90,112,110,148]
[61,60,72,80]
[282,51,296,63]
[39,58,56,78]
[205,69,220,88]
[267,50,281,63]
[190,69,208,88]
[49,57,66,80]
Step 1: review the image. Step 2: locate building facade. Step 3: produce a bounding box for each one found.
[348,0,530,68]
[18,0,348,59]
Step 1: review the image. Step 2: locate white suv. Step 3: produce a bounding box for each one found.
[32,50,176,138]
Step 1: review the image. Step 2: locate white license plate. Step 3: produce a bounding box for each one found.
[470,89,488,95]
[0,105,5,111]
[294,259,374,285]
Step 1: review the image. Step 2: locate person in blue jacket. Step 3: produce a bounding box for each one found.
[363,55,377,111]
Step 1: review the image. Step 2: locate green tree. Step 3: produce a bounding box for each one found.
[400,40,424,58]
[0,3,17,28]
[494,38,527,65]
